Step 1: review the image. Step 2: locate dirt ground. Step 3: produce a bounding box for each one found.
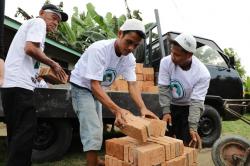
[197,148,214,166]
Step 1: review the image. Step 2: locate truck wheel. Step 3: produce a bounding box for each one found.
[211,135,250,166]
[32,119,73,163]
[198,105,221,147]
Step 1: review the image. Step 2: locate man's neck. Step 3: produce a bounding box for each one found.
[180,60,192,71]
[114,40,121,57]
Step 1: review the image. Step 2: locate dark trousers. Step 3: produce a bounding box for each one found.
[1,88,37,166]
[167,104,191,145]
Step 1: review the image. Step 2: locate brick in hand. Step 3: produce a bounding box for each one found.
[39,67,68,84]
[119,114,166,142]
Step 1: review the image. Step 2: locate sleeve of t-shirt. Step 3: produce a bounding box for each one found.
[191,75,211,101]
[26,18,46,43]
[158,57,170,86]
[84,46,106,81]
[121,55,136,81]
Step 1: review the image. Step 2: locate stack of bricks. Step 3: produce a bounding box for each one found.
[39,67,68,84]
[110,63,158,93]
[105,113,198,166]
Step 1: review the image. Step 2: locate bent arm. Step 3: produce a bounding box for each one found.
[24,42,58,68]
[91,80,122,114]
[158,84,172,114]
[189,76,210,131]
[188,99,204,131]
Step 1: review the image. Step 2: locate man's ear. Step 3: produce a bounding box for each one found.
[39,10,44,17]
[117,30,123,38]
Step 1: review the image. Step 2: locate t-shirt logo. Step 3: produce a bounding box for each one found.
[169,80,185,99]
[102,68,117,87]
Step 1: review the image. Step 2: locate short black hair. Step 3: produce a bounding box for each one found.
[122,30,146,39]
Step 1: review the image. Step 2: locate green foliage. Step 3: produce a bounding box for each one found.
[16,1,148,53]
[243,76,250,98]
[224,48,246,79]
[50,2,129,52]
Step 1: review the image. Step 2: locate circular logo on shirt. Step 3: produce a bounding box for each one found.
[102,68,117,87]
[169,80,185,99]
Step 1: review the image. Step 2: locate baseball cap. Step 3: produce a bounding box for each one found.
[41,4,68,22]
[120,19,146,36]
[174,33,197,53]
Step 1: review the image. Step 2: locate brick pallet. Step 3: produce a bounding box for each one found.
[105,114,198,166]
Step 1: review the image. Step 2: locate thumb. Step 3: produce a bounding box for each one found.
[169,116,172,126]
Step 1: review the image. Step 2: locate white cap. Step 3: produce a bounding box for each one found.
[174,33,197,53]
[120,19,145,34]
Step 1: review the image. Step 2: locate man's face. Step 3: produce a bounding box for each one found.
[40,10,60,32]
[171,44,192,66]
[116,31,143,56]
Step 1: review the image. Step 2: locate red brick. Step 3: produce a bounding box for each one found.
[136,63,143,74]
[145,118,166,137]
[134,142,165,166]
[120,114,149,142]
[142,68,154,81]
[147,137,171,161]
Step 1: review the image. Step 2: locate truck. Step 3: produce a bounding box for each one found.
[0,11,246,162]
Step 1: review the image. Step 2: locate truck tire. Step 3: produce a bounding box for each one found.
[198,105,221,147]
[211,135,250,166]
[32,119,73,163]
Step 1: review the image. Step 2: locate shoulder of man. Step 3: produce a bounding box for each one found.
[192,56,211,78]
[160,55,173,67]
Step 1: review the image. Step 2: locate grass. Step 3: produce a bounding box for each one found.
[221,113,250,139]
[0,114,249,165]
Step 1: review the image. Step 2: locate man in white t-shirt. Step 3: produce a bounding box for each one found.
[70,19,158,166]
[158,33,211,148]
[1,4,68,165]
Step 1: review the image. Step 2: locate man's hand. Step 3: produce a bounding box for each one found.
[162,113,172,126]
[114,109,131,128]
[51,61,67,81]
[140,107,159,119]
[189,130,202,150]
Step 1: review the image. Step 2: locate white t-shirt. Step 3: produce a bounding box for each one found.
[70,39,136,90]
[158,55,211,105]
[3,18,46,91]
[36,79,48,88]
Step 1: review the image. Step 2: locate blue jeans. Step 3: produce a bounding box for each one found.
[71,84,103,152]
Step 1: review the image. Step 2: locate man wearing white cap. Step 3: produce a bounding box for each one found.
[70,19,158,166]
[158,33,211,149]
[1,4,68,165]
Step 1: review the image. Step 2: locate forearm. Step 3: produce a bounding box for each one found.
[158,84,171,114]
[128,81,146,110]
[24,42,55,67]
[91,80,121,114]
[188,99,204,131]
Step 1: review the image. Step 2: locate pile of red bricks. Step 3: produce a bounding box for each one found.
[105,114,198,166]
[110,63,158,93]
